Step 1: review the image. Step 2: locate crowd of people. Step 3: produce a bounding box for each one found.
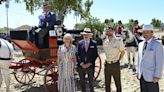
[56,24,164,92]
[0,1,164,92]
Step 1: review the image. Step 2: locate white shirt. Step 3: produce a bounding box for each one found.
[103,37,125,62]
[0,39,14,59]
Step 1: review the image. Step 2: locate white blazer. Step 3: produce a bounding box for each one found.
[0,38,14,59]
[137,39,164,82]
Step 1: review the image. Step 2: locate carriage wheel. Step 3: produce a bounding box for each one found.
[94,55,102,80]
[44,63,58,92]
[14,59,36,85]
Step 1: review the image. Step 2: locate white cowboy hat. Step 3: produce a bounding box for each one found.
[81,28,93,35]
[142,24,154,31]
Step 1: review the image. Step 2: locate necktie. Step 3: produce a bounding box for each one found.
[142,41,148,55]
[85,41,89,52]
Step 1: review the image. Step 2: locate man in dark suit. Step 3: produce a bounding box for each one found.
[77,28,98,92]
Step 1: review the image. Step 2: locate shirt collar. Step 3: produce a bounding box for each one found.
[107,36,115,43]
[145,38,153,44]
[43,11,50,15]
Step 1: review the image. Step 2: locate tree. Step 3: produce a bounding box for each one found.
[75,16,104,33]
[0,28,7,33]
[123,19,134,30]
[14,0,93,24]
[151,18,163,28]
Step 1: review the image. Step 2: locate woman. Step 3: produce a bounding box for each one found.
[57,33,77,92]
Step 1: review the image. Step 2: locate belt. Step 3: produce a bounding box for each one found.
[105,60,119,64]
[0,58,11,60]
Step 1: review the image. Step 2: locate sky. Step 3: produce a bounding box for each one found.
[0,0,164,29]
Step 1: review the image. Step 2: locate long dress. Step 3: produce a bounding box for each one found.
[57,44,76,92]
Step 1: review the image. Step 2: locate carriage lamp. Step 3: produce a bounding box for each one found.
[54,25,63,36]
[0,0,7,4]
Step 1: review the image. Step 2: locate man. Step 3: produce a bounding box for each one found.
[77,28,98,92]
[37,2,56,48]
[137,24,164,92]
[103,26,125,92]
[133,20,141,35]
[116,20,123,35]
[0,38,14,92]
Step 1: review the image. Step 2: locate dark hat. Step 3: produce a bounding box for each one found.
[134,20,138,23]
[118,20,122,24]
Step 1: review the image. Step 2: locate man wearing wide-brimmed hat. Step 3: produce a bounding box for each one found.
[77,28,98,92]
[137,24,164,92]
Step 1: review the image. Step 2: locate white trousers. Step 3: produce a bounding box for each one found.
[0,60,11,92]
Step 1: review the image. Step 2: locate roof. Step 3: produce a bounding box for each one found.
[14,25,32,31]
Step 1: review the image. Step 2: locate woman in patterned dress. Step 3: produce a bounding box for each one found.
[57,33,77,92]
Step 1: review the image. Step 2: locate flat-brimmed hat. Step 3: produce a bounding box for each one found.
[43,1,49,6]
[142,24,154,31]
[81,28,93,35]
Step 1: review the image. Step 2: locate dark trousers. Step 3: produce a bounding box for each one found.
[140,76,159,92]
[105,62,121,92]
[78,67,94,92]
[38,28,49,48]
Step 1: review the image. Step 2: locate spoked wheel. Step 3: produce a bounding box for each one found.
[14,58,36,85]
[44,63,58,92]
[94,54,102,80]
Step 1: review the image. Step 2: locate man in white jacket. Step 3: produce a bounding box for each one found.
[137,24,164,92]
[0,38,14,92]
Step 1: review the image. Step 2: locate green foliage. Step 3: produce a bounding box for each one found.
[75,16,104,33]
[151,18,163,27]
[123,19,134,30]
[14,0,93,24]
[0,28,7,33]
[104,18,114,24]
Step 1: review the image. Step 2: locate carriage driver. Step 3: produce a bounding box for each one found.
[37,2,56,48]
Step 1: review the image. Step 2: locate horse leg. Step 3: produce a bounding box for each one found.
[0,69,3,88]
[2,69,10,92]
[132,48,136,72]
[127,51,131,69]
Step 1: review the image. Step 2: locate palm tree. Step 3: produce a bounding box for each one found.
[151,18,163,28]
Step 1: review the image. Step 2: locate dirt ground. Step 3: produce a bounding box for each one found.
[0,50,164,92]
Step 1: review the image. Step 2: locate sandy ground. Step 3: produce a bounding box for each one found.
[0,49,164,92]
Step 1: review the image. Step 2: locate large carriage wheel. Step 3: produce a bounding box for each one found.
[14,58,36,85]
[94,54,102,80]
[44,63,58,92]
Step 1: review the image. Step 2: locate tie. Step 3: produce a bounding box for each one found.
[85,41,89,52]
[142,41,148,55]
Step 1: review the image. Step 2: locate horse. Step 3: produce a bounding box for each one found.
[0,38,14,92]
[121,29,143,71]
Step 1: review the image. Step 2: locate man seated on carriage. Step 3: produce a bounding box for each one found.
[36,2,56,49]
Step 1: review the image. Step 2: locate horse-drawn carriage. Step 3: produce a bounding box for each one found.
[8,25,102,92]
